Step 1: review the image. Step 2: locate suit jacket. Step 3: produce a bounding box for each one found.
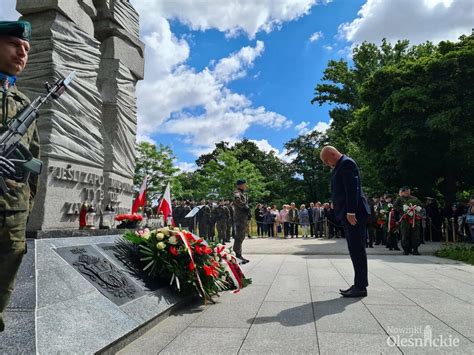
[331,155,370,222]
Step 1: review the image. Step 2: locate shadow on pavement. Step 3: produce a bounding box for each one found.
[249,297,360,327]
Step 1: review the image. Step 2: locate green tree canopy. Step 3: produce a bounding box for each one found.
[312,34,474,203]
[198,149,268,203]
[134,142,179,202]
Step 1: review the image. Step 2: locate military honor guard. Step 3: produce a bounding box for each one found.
[233,179,250,264]
[0,20,40,332]
[394,186,422,255]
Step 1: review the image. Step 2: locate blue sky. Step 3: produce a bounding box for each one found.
[2,0,471,171]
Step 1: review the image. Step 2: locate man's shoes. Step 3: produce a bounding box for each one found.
[236,255,250,264]
[339,285,354,294]
[0,315,4,332]
[412,249,421,255]
[341,287,367,298]
[403,250,410,255]
[369,245,374,248]
[394,247,400,251]
[389,247,393,251]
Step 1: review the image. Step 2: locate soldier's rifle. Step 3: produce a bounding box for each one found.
[0,71,76,194]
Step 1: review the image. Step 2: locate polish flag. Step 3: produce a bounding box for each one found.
[131,176,147,213]
[157,182,174,226]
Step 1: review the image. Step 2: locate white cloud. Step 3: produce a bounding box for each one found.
[339,0,473,45]
[130,1,335,157]
[142,17,190,78]
[314,120,330,133]
[295,120,331,135]
[249,139,280,155]
[136,134,156,145]
[175,161,197,173]
[249,139,296,163]
[213,41,265,82]
[0,0,19,20]
[133,0,324,38]
[137,35,292,155]
[295,121,310,135]
[323,45,333,51]
[309,31,324,43]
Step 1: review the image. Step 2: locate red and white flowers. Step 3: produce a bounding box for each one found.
[121,227,251,302]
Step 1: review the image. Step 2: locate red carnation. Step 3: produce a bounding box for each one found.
[194,245,203,255]
[203,246,213,255]
[169,246,178,256]
[188,262,195,271]
[203,264,218,278]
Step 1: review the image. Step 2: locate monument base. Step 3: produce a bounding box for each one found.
[26,228,122,239]
[0,235,193,354]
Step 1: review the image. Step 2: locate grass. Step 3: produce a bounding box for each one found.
[435,243,474,265]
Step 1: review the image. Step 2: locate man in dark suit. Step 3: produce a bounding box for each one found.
[320,146,371,297]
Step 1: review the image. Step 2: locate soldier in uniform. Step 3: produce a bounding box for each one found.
[223,200,232,243]
[0,21,40,332]
[197,199,210,239]
[172,200,183,227]
[214,200,227,244]
[394,186,422,255]
[203,200,214,242]
[233,179,250,263]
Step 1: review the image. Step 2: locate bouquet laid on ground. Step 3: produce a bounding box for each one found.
[116,213,144,223]
[121,227,251,302]
[402,204,422,227]
[116,213,144,229]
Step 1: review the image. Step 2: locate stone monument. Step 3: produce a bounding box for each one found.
[15,0,144,233]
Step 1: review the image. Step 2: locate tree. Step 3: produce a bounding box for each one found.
[195,139,297,205]
[198,150,268,203]
[354,34,474,204]
[312,35,474,203]
[284,131,331,202]
[134,142,179,202]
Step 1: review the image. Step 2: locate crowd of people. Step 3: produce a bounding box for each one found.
[164,189,474,254]
[254,202,343,239]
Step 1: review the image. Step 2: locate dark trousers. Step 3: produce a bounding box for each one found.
[0,211,28,332]
[267,223,274,238]
[343,216,369,289]
[309,222,315,237]
[256,221,264,236]
[283,222,290,237]
[316,219,324,237]
[289,223,298,237]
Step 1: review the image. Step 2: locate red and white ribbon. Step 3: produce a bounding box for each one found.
[176,231,206,298]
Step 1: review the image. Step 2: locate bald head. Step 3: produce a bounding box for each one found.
[320,146,342,168]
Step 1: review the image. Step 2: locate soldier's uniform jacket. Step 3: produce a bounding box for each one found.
[198,204,211,224]
[233,188,249,221]
[0,82,40,212]
[214,205,227,226]
[223,204,231,223]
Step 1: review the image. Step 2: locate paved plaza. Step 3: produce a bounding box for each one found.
[119,239,474,354]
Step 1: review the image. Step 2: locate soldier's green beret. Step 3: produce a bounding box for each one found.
[236,179,246,185]
[0,20,32,42]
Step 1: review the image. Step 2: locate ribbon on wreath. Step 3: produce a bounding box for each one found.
[214,245,244,293]
[176,231,206,298]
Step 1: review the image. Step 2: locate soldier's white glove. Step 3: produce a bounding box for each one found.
[0,156,16,178]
